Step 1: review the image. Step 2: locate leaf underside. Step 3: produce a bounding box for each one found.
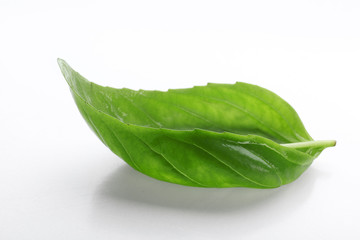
[58,59,334,188]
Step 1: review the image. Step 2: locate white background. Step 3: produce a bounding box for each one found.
[1,0,359,239]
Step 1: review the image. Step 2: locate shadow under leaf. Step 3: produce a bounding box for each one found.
[93,164,318,213]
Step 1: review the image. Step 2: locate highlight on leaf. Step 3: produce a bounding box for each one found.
[58,58,335,188]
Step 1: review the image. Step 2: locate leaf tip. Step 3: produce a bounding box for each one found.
[57,58,65,66]
[57,58,76,89]
[57,58,69,73]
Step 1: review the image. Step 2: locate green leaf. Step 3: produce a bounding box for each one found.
[58,58,336,188]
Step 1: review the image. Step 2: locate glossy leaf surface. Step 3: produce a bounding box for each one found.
[58,59,335,188]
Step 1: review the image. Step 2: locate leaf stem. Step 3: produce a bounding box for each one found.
[281,140,336,149]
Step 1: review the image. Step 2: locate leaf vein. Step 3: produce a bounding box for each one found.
[117,93,162,127]
[170,91,291,142]
[167,135,274,188]
[127,130,207,187]
[97,118,141,171]
[139,94,230,132]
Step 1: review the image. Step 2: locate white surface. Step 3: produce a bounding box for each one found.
[1,1,359,239]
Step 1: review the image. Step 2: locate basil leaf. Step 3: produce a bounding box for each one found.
[58,59,335,188]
